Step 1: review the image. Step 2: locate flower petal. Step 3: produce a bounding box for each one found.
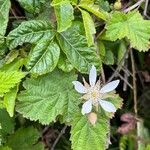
[81,99,92,115]
[98,99,116,112]
[89,65,97,86]
[100,80,120,93]
[72,81,87,93]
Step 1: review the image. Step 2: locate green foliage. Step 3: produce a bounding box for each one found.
[52,0,74,32]
[7,20,55,49]
[0,0,149,149]
[17,0,46,14]
[6,127,44,150]
[26,40,60,75]
[71,112,110,150]
[4,86,18,117]
[0,71,25,95]
[80,9,96,46]
[106,11,150,51]
[57,27,101,73]
[17,70,80,124]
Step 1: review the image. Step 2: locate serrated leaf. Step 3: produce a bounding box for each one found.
[7,20,55,49]
[6,127,44,150]
[53,1,74,32]
[80,9,96,46]
[70,112,110,150]
[0,71,25,95]
[17,0,46,14]
[0,0,11,36]
[26,40,60,75]
[4,86,18,117]
[17,70,80,124]
[56,28,101,73]
[58,52,74,72]
[106,11,150,51]
[79,3,109,21]
[51,0,69,6]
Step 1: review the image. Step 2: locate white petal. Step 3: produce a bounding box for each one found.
[98,99,116,112]
[89,65,97,86]
[81,100,92,115]
[100,80,120,93]
[72,81,87,93]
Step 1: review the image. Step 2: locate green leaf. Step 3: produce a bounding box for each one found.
[106,11,150,52]
[17,70,80,124]
[0,109,14,139]
[51,0,70,6]
[6,127,44,150]
[4,86,18,117]
[79,3,109,21]
[103,50,114,65]
[7,20,55,49]
[58,52,74,72]
[0,0,11,36]
[57,28,101,73]
[117,41,126,63]
[17,0,46,14]
[0,71,25,95]
[53,1,74,32]
[80,9,96,46]
[26,40,60,75]
[70,112,110,150]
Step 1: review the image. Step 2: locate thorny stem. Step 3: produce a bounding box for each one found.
[51,125,67,150]
[144,0,150,19]
[123,0,145,13]
[101,65,106,84]
[130,49,137,116]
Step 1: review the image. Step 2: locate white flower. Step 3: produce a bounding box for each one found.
[72,65,120,115]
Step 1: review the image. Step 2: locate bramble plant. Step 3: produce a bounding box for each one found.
[0,0,150,150]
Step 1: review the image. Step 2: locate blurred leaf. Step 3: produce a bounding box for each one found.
[0,109,14,141]
[56,27,101,73]
[103,50,114,65]
[6,127,44,150]
[70,112,110,150]
[26,40,60,75]
[80,9,96,46]
[7,20,55,49]
[0,71,25,95]
[117,41,126,63]
[0,146,12,150]
[53,1,74,32]
[0,0,11,36]
[106,11,150,51]
[4,86,18,117]
[17,70,80,124]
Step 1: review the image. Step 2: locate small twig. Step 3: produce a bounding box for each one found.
[144,0,150,19]
[110,66,133,89]
[130,49,138,116]
[124,0,145,13]
[108,48,129,82]
[10,8,18,20]
[51,125,67,150]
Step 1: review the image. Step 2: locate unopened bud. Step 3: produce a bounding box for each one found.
[114,1,122,10]
[88,112,97,125]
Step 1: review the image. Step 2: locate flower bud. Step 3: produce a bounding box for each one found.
[114,1,122,10]
[88,112,97,125]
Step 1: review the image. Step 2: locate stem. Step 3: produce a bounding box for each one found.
[51,125,67,150]
[130,49,137,116]
[123,0,145,13]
